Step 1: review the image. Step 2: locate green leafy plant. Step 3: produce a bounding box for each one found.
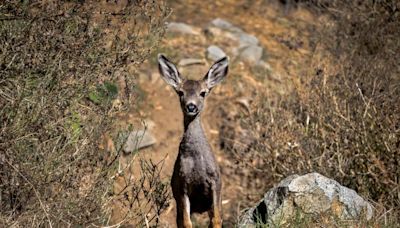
[88,81,119,105]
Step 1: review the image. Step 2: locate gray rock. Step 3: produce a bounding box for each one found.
[238,33,259,48]
[178,58,205,66]
[167,22,199,35]
[239,45,263,65]
[238,173,373,227]
[210,18,243,33]
[123,129,156,153]
[207,19,259,48]
[255,60,272,72]
[206,19,267,65]
[206,45,226,61]
[204,26,239,42]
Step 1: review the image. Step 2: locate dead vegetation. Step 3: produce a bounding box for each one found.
[220,0,400,225]
[1,0,399,227]
[0,1,170,226]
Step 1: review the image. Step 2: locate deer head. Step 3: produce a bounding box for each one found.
[158,54,229,117]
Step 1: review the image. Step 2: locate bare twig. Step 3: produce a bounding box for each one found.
[4,159,53,228]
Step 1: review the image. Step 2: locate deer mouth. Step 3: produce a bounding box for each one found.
[185,103,199,116]
[185,109,199,116]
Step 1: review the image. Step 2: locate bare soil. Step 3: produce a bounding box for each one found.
[111,1,320,226]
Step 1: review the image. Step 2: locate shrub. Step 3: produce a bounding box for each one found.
[221,0,399,223]
[0,1,169,226]
[301,0,400,209]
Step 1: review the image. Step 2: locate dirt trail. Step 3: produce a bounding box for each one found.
[135,65,230,227]
[133,74,183,227]
[111,64,231,226]
[111,1,317,226]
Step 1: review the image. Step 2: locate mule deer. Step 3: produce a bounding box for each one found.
[158,54,228,228]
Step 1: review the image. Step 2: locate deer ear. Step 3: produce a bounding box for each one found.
[204,56,229,90]
[158,54,182,89]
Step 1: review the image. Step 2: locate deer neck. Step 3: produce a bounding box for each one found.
[182,114,208,147]
[184,114,203,135]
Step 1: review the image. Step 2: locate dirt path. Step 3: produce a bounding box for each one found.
[111,63,229,227]
[110,1,317,226]
[136,65,231,227]
[138,73,184,227]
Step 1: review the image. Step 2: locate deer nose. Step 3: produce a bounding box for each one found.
[186,103,198,113]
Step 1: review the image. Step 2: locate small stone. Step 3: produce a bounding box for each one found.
[206,45,226,61]
[210,18,243,33]
[239,45,263,65]
[238,33,259,47]
[255,60,272,72]
[204,27,239,42]
[167,22,199,35]
[142,119,156,130]
[178,58,205,66]
[236,97,252,112]
[123,129,156,153]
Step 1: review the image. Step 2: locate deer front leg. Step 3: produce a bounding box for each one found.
[176,194,192,228]
[208,184,222,228]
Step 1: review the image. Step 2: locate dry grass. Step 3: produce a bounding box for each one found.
[220,0,399,226]
[0,1,170,226]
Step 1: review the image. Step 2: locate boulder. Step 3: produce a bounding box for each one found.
[239,45,263,65]
[238,173,373,227]
[204,26,240,42]
[206,19,264,66]
[255,60,272,72]
[207,19,259,48]
[206,45,227,61]
[210,18,243,33]
[238,33,259,48]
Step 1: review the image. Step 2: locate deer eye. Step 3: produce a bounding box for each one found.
[200,91,206,98]
[177,91,184,97]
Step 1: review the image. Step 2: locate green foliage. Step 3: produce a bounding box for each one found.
[88,81,119,105]
[67,111,82,143]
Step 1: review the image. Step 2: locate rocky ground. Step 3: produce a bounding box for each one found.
[109,1,373,227]
[2,1,396,227]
